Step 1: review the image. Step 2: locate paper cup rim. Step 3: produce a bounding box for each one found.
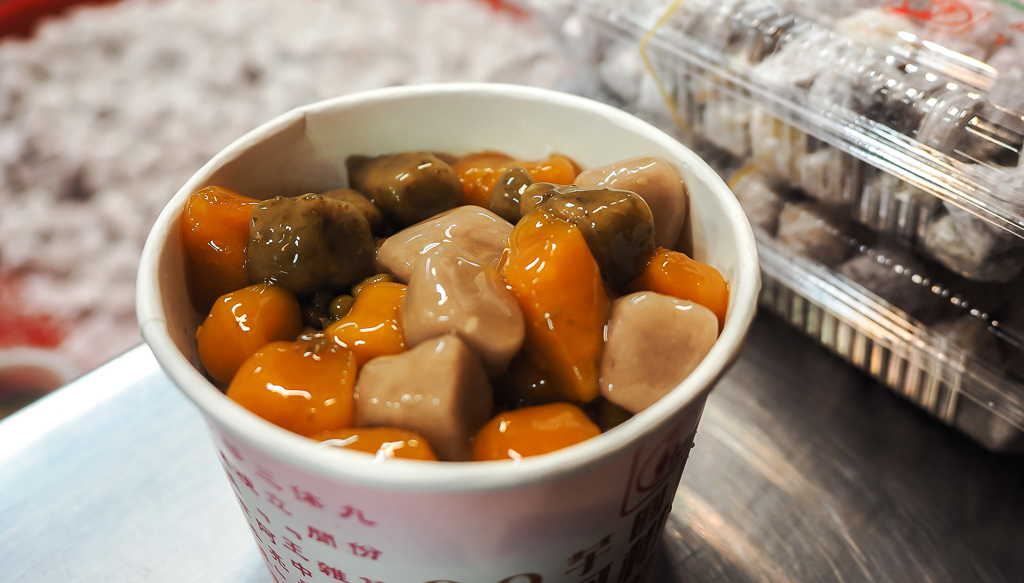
[137,83,759,493]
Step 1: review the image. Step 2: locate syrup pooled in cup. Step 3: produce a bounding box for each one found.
[181,150,729,462]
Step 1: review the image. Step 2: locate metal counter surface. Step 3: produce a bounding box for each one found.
[1,315,1021,582]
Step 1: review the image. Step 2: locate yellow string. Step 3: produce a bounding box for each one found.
[639,0,690,132]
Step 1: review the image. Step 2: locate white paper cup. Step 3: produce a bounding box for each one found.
[137,84,759,583]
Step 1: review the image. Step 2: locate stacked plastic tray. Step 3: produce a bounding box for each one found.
[526,0,1024,451]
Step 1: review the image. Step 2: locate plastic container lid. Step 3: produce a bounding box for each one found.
[546,0,1024,240]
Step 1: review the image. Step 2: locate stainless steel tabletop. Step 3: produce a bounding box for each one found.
[1,315,1021,582]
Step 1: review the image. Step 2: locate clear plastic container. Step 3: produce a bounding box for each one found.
[538,0,1024,279]
[526,0,1024,450]
[757,233,1024,452]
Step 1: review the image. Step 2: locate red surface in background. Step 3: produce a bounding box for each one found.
[0,275,65,348]
[0,0,522,39]
[0,0,119,38]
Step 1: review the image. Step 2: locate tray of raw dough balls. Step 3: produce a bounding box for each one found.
[525,0,1024,450]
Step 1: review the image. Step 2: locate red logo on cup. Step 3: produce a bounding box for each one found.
[619,422,696,517]
[882,0,990,33]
